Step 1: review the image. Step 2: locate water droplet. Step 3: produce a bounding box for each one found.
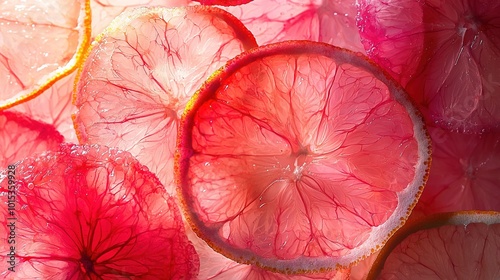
[27,183,34,189]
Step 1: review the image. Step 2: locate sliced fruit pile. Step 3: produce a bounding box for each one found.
[1,0,499,279]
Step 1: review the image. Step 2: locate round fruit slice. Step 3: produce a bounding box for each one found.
[414,125,500,215]
[0,143,199,279]
[0,0,91,109]
[177,41,431,273]
[73,5,257,195]
[222,0,365,52]
[357,0,500,133]
[367,211,500,279]
[0,110,64,168]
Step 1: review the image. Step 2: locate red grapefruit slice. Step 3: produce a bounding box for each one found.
[357,0,500,133]
[221,0,365,52]
[414,125,500,215]
[0,143,199,279]
[176,41,431,273]
[0,110,63,168]
[367,211,500,279]
[73,6,257,195]
[0,0,91,110]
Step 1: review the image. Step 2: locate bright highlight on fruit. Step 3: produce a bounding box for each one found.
[0,144,199,279]
[73,5,257,195]
[0,0,91,110]
[367,211,500,279]
[177,41,431,273]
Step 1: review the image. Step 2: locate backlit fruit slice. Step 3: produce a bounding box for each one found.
[177,41,431,273]
[0,110,63,168]
[0,144,199,279]
[357,0,500,133]
[73,6,257,195]
[221,0,365,52]
[414,125,500,215]
[0,0,91,109]
[367,211,500,279]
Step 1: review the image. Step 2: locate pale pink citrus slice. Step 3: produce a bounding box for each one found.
[73,6,257,195]
[0,143,199,279]
[414,125,500,215]
[367,211,500,279]
[0,0,91,109]
[221,0,365,52]
[0,110,63,168]
[357,0,500,133]
[176,41,431,273]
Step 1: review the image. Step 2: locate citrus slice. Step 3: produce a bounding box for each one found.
[0,110,63,168]
[0,0,91,110]
[176,41,431,273]
[0,143,199,279]
[414,125,500,215]
[367,211,500,279]
[221,0,365,51]
[357,0,500,133]
[73,6,257,195]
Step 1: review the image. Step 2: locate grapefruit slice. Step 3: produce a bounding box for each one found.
[0,110,63,168]
[176,41,431,273]
[0,0,91,110]
[414,125,500,215]
[221,0,365,52]
[357,0,500,133]
[0,143,199,279]
[73,6,257,195]
[367,211,500,279]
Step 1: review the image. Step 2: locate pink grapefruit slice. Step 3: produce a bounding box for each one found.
[414,125,500,215]
[357,0,500,133]
[0,110,63,168]
[367,211,500,279]
[220,0,365,52]
[73,6,257,195]
[176,41,431,273]
[0,143,199,279]
[0,0,91,110]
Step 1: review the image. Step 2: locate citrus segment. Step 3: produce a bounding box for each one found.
[0,144,199,279]
[367,211,500,279]
[0,110,63,168]
[357,0,500,133]
[221,0,365,51]
[177,41,431,272]
[414,126,500,215]
[73,6,257,194]
[0,0,91,109]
